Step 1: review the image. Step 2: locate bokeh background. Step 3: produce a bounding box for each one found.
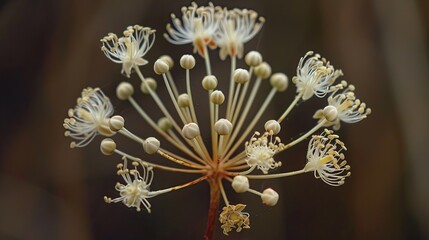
[1,0,429,239]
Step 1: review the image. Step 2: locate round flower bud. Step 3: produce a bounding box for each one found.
[323,105,338,122]
[245,51,263,67]
[215,118,233,135]
[177,93,190,108]
[254,62,272,79]
[231,176,249,193]
[270,73,289,92]
[261,188,279,206]
[109,115,125,132]
[210,90,225,105]
[202,75,218,90]
[159,55,174,69]
[157,117,173,131]
[182,123,200,139]
[180,54,196,69]
[100,138,116,155]
[143,137,160,154]
[264,120,281,135]
[154,59,169,75]
[233,68,250,84]
[140,78,157,94]
[116,82,134,100]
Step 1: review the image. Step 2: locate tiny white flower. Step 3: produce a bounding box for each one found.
[104,158,156,213]
[216,8,265,60]
[313,81,372,130]
[63,88,114,148]
[245,131,283,174]
[164,2,220,56]
[304,129,350,186]
[292,51,343,100]
[101,25,155,77]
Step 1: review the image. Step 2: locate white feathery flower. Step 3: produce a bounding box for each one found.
[101,25,155,78]
[313,81,372,130]
[63,88,114,148]
[292,51,343,100]
[245,131,283,174]
[215,8,265,60]
[304,129,350,186]
[164,2,220,56]
[104,158,158,213]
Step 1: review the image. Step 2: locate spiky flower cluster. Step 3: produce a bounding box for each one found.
[63,2,370,238]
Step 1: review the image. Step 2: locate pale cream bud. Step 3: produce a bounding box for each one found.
[231,176,249,193]
[143,137,160,154]
[180,54,196,69]
[323,105,338,122]
[233,68,250,84]
[261,188,279,206]
[177,94,190,108]
[245,51,263,67]
[215,118,233,135]
[202,75,218,90]
[116,82,134,100]
[264,120,281,135]
[154,59,169,75]
[270,73,289,92]
[182,123,200,139]
[140,78,157,94]
[157,117,173,131]
[109,115,124,132]
[210,90,225,105]
[100,138,116,155]
[254,62,272,79]
[160,55,174,69]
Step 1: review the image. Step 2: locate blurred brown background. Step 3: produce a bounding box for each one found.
[1,0,428,239]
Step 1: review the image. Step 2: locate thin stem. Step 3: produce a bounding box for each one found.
[203,44,212,76]
[127,96,203,162]
[151,175,209,195]
[231,67,253,127]
[221,78,262,159]
[278,92,303,123]
[218,178,229,206]
[223,88,277,161]
[114,149,206,174]
[279,119,327,153]
[226,56,237,120]
[246,169,305,179]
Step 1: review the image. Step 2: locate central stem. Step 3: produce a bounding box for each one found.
[204,177,221,240]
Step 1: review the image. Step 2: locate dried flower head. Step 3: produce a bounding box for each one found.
[219,204,250,235]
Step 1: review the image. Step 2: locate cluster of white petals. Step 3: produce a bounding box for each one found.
[292,51,343,101]
[104,158,156,213]
[245,131,283,174]
[314,81,372,130]
[164,2,220,56]
[101,25,155,77]
[304,129,350,186]
[63,88,114,148]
